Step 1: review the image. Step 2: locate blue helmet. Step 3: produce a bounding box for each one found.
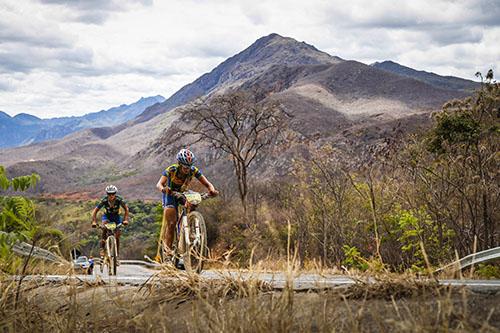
[177,148,196,166]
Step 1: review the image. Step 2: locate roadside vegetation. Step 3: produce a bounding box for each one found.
[0,268,498,332]
[0,166,65,275]
[32,198,160,260]
[183,72,499,275]
[6,71,498,276]
[0,72,498,332]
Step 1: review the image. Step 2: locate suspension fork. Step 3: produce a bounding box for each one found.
[184,207,202,247]
[180,206,191,249]
[106,233,113,260]
[105,229,117,259]
[193,211,201,247]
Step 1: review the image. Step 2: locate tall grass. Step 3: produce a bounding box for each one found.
[0,262,498,332]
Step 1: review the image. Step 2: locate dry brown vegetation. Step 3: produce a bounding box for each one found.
[4,79,498,277]
[1,73,498,332]
[0,268,499,332]
[194,78,499,275]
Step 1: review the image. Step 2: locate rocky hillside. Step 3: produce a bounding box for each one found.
[133,33,342,123]
[0,34,477,199]
[0,95,165,148]
[372,61,480,92]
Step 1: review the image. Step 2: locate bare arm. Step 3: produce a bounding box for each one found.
[157,175,168,193]
[91,207,99,220]
[91,207,99,226]
[123,204,129,224]
[198,175,217,195]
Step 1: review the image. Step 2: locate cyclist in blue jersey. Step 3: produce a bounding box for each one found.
[156,149,217,259]
[91,185,129,258]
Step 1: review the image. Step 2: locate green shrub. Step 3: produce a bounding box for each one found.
[475,264,500,279]
[342,245,368,271]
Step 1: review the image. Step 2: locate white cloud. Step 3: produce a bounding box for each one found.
[37,0,153,24]
[0,0,498,118]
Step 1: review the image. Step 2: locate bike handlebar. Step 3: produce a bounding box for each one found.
[171,191,215,200]
[171,191,184,200]
[92,223,126,230]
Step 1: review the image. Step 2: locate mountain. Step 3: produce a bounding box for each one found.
[0,112,43,149]
[0,95,165,148]
[12,113,43,125]
[371,61,480,92]
[134,33,342,123]
[70,95,165,126]
[0,34,476,199]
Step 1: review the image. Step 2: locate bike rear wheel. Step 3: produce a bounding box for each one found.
[182,211,208,273]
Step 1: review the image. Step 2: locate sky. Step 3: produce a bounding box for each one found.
[0,0,499,119]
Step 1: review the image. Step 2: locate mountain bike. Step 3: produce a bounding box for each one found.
[97,222,122,276]
[160,191,212,273]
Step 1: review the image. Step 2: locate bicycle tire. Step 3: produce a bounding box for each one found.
[107,236,116,276]
[183,211,207,273]
[112,253,117,276]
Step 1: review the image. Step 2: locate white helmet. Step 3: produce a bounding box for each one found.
[177,148,196,166]
[105,185,117,194]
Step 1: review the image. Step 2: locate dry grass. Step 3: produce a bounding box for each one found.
[0,264,498,333]
[3,236,498,332]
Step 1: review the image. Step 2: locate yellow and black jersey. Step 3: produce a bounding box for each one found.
[162,163,203,192]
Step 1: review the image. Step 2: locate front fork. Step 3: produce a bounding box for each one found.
[178,207,201,252]
[178,207,190,253]
[193,215,201,247]
[106,235,116,260]
[182,214,190,248]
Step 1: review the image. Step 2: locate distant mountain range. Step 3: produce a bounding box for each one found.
[0,95,165,148]
[0,33,480,199]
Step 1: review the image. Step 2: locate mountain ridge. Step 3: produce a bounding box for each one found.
[134,33,342,123]
[0,34,477,199]
[372,60,480,92]
[0,95,165,148]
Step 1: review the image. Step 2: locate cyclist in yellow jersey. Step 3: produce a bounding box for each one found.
[156,149,218,259]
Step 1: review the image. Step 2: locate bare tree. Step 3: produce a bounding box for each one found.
[184,91,288,213]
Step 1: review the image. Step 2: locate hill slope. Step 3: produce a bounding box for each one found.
[372,60,480,92]
[1,34,474,199]
[134,33,342,123]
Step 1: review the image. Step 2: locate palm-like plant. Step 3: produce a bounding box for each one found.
[0,166,40,273]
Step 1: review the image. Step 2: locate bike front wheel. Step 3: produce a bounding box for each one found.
[182,211,208,273]
[107,236,117,276]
